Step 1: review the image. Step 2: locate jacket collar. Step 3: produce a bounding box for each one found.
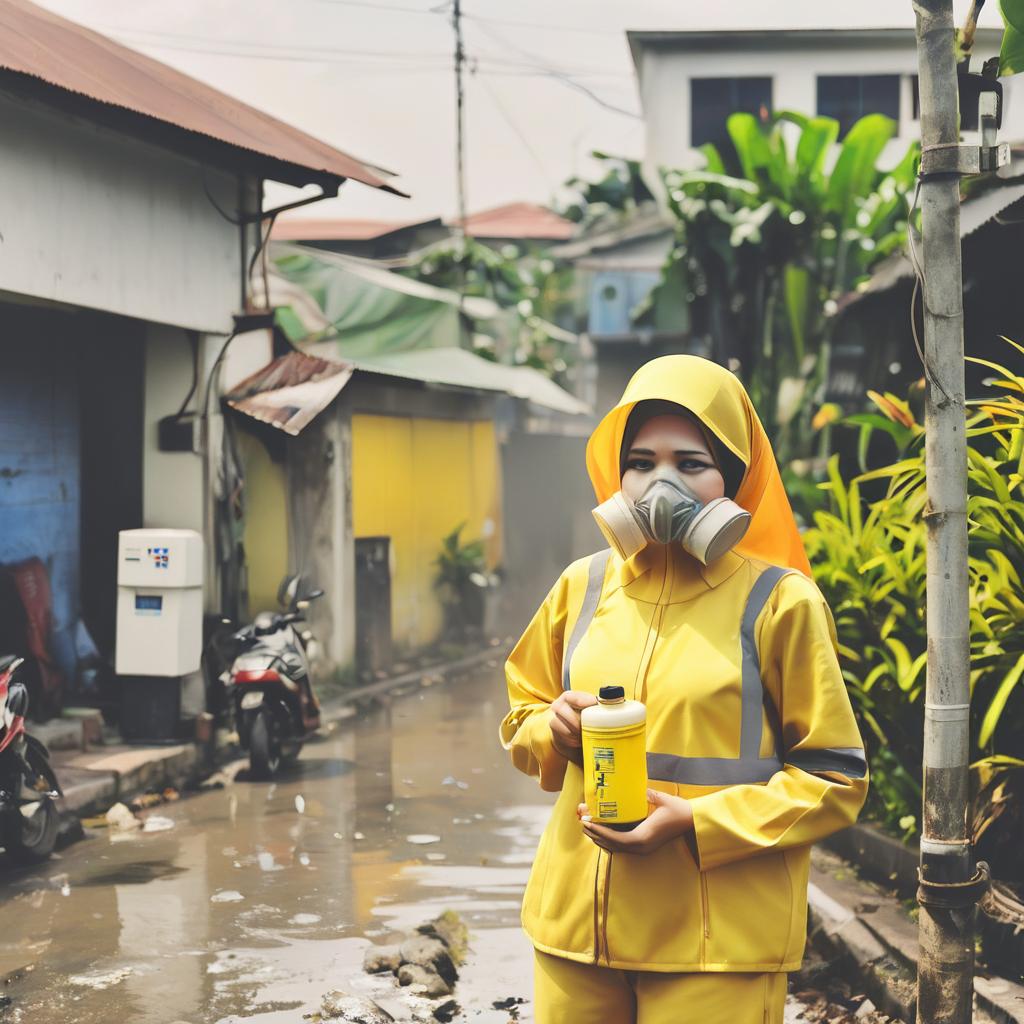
[613,543,745,604]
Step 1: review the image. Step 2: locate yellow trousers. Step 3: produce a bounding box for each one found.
[533,950,787,1024]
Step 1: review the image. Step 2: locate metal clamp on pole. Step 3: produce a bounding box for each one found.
[917,861,991,910]
[919,94,1009,177]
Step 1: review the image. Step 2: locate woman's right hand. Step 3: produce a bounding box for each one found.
[549,690,598,766]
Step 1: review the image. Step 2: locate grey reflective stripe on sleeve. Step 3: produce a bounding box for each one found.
[647,752,783,787]
[786,747,867,779]
[562,548,612,691]
[647,564,792,787]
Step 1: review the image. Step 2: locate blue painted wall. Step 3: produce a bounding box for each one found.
[0,335,80,671]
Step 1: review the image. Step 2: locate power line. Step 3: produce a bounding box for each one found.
[474,70,555,192]
[313,0,621,34]
[108,26,628,77]
[469,18,641,120]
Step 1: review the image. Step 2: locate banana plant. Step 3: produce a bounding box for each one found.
[644,109,918,467]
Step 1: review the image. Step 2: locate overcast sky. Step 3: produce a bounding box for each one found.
[37,0,1004,224]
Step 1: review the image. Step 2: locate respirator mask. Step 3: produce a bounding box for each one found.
[592,470,752,565]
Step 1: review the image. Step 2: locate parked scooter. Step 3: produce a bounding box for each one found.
[0,656,62,862]
[226,578,324,779]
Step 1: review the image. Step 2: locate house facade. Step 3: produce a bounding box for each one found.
[629,27,1020,180]
[0,0,398,717]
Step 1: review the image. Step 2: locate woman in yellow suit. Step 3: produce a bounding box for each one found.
[500,355,868,1023]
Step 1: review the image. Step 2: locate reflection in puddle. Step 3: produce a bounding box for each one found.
[0,669,552,1023]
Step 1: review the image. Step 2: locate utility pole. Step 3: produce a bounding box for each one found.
[912,1,995,1021]
[450,0,469,316]
[452,0,468,238]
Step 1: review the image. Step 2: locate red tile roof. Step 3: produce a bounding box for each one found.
[454,202,575,241]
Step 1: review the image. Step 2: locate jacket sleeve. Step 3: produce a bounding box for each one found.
[690,572,868,871]
[498,572,572,793]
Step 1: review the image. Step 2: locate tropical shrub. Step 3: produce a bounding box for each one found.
[646,110,918,467]
[803,343,1024,836]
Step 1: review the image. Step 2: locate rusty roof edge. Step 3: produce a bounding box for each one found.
[0,61,407,196]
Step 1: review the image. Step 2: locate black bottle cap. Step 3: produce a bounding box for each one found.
[599,685,625,701]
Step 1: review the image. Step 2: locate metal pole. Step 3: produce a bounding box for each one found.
[453,0,468,236]
[912,3,978,1022]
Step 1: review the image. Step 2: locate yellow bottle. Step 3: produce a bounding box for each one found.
[581,685,648,831]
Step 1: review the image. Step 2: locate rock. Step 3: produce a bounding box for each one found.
[397,963,452,998]
[362,944,402,974]
[432,998,459,1022]
[319,990,395,1022]
[417,911,468,965]
[399,935,457,987]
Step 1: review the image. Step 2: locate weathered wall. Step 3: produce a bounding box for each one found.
[0,91,241,333]
[350,412,501,650]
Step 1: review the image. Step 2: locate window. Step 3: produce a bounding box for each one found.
[817,74,900,138]
[690,77,773,152]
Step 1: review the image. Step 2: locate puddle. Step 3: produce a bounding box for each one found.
[0,668,552,1023]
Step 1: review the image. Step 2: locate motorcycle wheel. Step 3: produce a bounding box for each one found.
[4,797,59,864]
[249,709,281,780]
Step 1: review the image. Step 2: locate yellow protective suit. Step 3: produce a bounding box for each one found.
[501,355,867,978]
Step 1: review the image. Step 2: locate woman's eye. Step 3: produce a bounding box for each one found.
[626,459,654,472]
[678,459,712,472]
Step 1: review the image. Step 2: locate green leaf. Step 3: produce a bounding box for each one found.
[783,264,811,363]
[979,651,1024,745]
[825,114,896,223]
[1000,0,1024,74]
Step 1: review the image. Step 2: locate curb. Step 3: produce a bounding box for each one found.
[808,846,1024,1024]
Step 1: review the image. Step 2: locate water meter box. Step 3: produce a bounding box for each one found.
[115,529,204,677]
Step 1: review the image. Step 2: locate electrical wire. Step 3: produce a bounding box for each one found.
[202,168,245,225]
[469,19,641,119]
[474,69,555,191]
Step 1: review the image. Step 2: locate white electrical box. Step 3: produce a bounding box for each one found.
[116,528,204,677]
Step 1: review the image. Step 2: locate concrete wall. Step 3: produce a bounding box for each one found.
[143,325,205,535]
[0,90,242,333]
[634,31,1024,179]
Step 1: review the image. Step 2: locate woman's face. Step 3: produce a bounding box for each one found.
[621,414,726,505]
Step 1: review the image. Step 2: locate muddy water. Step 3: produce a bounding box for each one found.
[0,669,552,1023]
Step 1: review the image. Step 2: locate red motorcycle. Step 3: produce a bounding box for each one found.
[0,656,61,862]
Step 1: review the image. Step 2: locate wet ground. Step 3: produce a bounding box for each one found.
[0,668,902,1024]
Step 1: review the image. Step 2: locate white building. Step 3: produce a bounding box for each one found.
[629,27,1018,179]
[0,0,400,713]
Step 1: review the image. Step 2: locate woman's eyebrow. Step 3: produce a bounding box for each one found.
[627,446,710,457]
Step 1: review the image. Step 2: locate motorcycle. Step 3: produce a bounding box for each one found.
[0,656,62,862]
[226,579,324,779]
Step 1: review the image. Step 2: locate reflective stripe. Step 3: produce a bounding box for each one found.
[739,566,790,759]
[786,747,867,780]
[563,557,799,789]
[647,565,792,786]
[562,549,611,691]
[647,753,783,787]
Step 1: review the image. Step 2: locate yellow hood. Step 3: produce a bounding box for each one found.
[585,355,811,576]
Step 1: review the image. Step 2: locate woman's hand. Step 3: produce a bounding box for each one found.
[577,790,694,856]
[548,690,598,766]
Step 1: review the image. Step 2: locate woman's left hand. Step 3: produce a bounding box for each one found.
[577,789,694,856]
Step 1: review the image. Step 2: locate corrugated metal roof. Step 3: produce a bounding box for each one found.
[345,347,591,416]
[0,0,402,193]
[225,352,353,436]
[453,202,575,241]
[227,347,589,436]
